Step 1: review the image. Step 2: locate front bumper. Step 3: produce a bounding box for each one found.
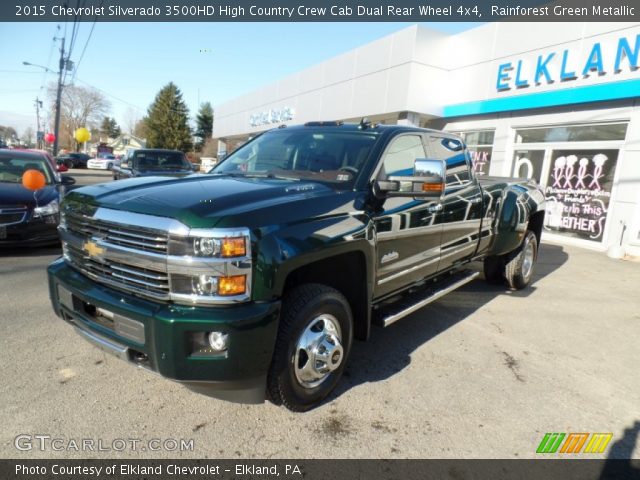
[0,215,59,247]
[47,258,281,403]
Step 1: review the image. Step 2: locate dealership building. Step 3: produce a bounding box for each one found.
[213,22,640,256]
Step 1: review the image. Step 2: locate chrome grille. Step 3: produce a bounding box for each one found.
[65,243,169,299]
[0,207,27,226]
[66,213,168,253]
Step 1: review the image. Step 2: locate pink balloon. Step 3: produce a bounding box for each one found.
[44,133,55,143]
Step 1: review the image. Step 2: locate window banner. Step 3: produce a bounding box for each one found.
[543,149,618,241]
[469,147,492,176]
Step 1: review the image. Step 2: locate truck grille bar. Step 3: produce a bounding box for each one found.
[66,213,168,253]
[64,242,170,300]
[59,207,252,305]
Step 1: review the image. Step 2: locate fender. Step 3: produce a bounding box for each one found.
[489,184,546,256]
[252,213,376,339]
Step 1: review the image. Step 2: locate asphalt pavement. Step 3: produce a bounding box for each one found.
[1,168,639,459]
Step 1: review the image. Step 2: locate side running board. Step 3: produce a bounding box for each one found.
[375,270,479,327]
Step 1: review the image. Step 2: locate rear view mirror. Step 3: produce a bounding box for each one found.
[377,158,445,198]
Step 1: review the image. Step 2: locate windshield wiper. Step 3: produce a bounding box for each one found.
[210,171,299,181]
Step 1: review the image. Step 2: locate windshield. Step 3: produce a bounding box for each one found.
[211,130,377,185]
[132,151,189,170]
[98,153,115,159]
[0,156,53,184]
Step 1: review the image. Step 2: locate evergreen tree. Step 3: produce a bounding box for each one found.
[194,102,214,151]
[145,83,192,151]
[100,117,121,139]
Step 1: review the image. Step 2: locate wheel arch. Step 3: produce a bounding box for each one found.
[281,250,372,341]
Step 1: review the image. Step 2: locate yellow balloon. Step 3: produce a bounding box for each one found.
[75,127,91,143]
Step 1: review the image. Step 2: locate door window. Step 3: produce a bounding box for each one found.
[426,135,471,188]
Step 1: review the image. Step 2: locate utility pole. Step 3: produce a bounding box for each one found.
[53,36,65,156]
[34,97,42,149]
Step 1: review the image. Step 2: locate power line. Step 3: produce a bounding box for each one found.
[71,1,102,82]
[74,76,146,112]
[39,25,59,94]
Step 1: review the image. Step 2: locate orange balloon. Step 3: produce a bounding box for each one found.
[22,169,46,191]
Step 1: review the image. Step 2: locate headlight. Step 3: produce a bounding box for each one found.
[33,199,59,218]
[169,232,248,258]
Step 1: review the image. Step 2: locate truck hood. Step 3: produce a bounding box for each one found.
[64,175,359,229]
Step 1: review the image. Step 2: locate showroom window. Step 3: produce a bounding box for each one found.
[511,123,628,244]
[453,130,494,176]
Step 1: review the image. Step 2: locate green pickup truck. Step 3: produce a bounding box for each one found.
[48,122,545,411]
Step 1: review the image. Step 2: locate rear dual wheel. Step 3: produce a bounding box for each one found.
[483,230,538,290]
[267,284,353,412]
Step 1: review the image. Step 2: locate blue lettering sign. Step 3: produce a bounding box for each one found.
[515,60,529,88]
[582,42,605,76]
[560,50,577,81]
[535,53,555,85]
[496,62,512,90]
[614,34,640,73]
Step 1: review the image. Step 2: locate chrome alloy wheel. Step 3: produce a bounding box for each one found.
[522,237,535,281]
[293,314,344,389]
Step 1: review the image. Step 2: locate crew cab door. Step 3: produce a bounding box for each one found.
[425,134,484,271]
[372,133,443,298]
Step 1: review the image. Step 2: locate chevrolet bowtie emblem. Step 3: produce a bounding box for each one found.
[83,240,105,258]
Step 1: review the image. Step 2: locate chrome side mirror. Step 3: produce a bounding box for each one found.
[377,158,445,198]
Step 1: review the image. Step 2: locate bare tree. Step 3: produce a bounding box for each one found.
[22,127,35,147]
[48,82,111,150]
[123,106,143,135]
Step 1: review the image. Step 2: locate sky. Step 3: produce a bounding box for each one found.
[0,21,481,136]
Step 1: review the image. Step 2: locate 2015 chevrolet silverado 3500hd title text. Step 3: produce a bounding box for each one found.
[47,122,545,411]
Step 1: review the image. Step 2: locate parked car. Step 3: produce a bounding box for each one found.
[112,149,196,180]
[48,122,545,411]
[87,153,119,170]
[0,149,75,246]
[26,149,69,174]
[56,152,91,169]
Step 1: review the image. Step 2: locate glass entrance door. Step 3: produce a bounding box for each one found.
[510,122,627,245]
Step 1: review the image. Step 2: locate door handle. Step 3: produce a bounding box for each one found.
[471,197,483,204]
[428,204,443,213]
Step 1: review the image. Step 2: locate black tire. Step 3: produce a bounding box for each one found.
[107,163,113,170]
[483,256,505,285]
[504,231,538,290]
[267,284,353,412]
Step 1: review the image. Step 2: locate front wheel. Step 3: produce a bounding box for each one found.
[267,284,353,412]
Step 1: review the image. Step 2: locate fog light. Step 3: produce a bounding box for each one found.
[192,275,218,295]
[208,331,228,351]
[218,275,246,296]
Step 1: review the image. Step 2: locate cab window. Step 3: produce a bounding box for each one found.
[426,135,472,188]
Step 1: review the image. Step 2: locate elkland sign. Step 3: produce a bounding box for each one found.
[496,33,640,91]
